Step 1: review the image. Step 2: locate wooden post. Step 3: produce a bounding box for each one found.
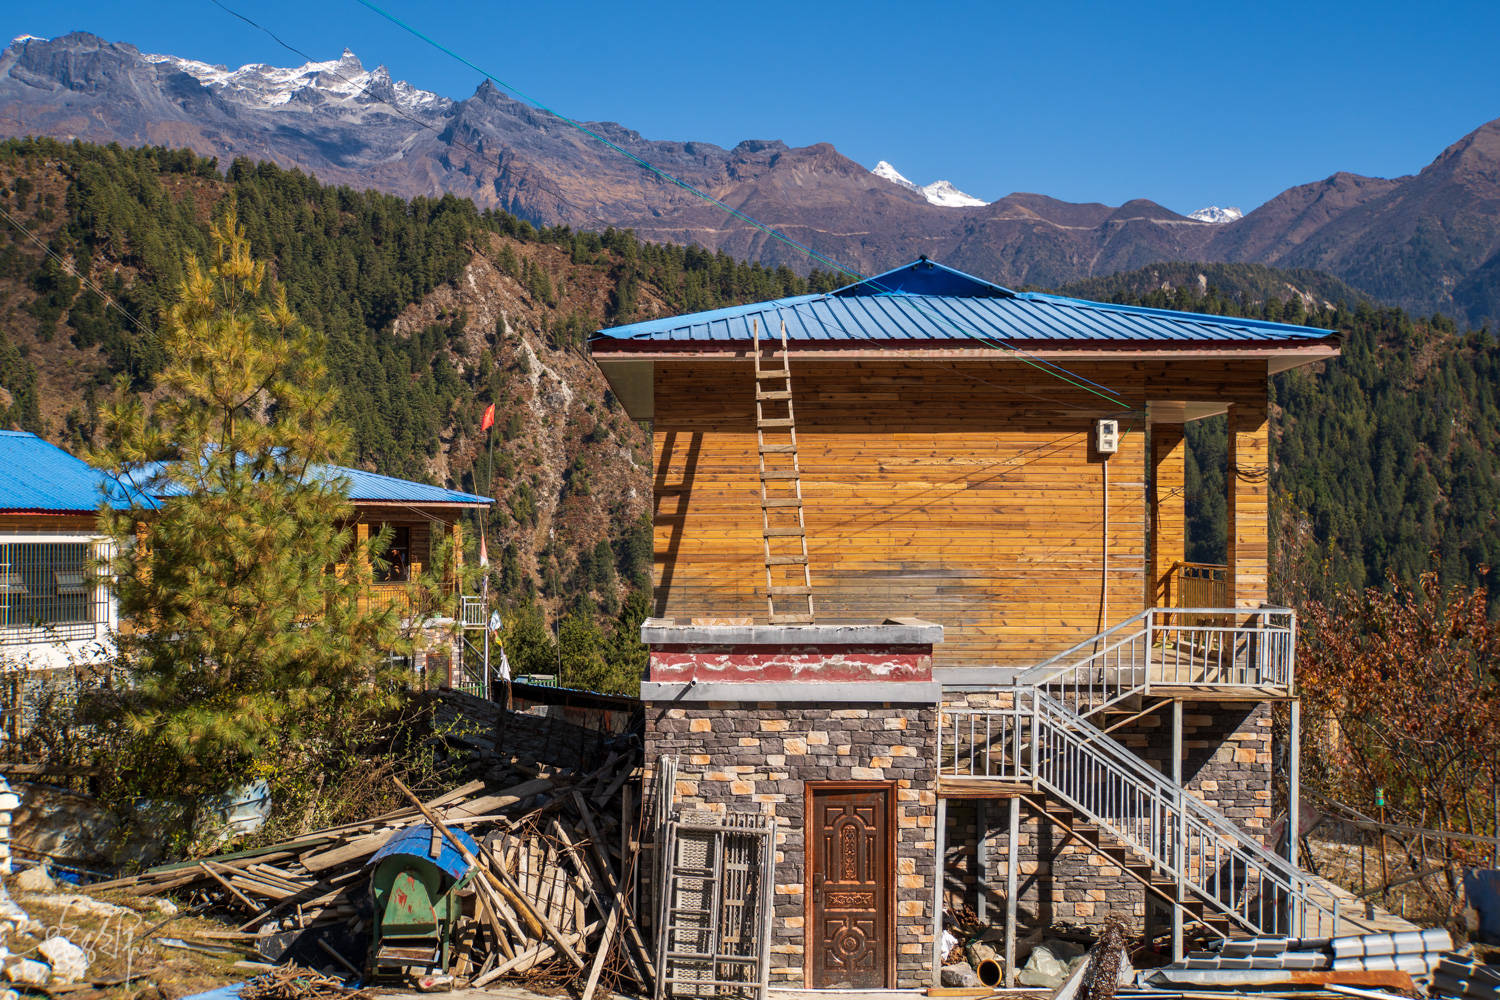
[1004,796,1019,988]
[355,521,370,614]
[1149,423,1187,607]
[1171,699,1185,962]
[1226,401,1269,609]
[1378,789,1391,905]
[932,796,947,986]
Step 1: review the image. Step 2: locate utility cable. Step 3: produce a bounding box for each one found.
[205,0,621,232]
[199,0,1128,407]
[0,203,156,342]
[345,0,1129,408]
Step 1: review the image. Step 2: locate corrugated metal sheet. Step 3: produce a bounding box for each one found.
[0,431,151,513]
[314,465,491,506]
[368,822,478,881]
[131,459,492,506]
[592,259,1336,346]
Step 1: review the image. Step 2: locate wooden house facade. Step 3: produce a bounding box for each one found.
[331,465,492,687]
[592,260,1346,991]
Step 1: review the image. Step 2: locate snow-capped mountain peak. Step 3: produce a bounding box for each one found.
[143,47,449,115]
[872,160,919,193]
[10,35,46,44]
[871,161,987,208]
[1188,205,1244,224]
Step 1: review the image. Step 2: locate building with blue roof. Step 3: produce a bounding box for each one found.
[592,259,1343,987]
[589,257,1338,653]
[2,429,493,688]
[0,430,139,671]
[124,456,494,693]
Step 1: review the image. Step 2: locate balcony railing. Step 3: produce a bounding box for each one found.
[1167,561,1228,610]
[1014,606,1297,716]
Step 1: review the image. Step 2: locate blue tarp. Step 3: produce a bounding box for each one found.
[181,983,244,1000]
[368,823,478,881]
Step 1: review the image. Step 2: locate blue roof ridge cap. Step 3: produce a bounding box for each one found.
[1015,290,1338,338]
[831,258,1017,299]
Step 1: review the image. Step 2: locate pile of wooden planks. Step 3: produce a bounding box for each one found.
[93,749,650,997]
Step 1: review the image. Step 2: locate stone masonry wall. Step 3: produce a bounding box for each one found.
[941,699,1272,936]
[643,701,939,988]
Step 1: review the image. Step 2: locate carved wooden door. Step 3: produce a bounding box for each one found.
[809,786,891,988]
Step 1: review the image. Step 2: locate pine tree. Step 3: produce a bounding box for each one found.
[94,207,406,806]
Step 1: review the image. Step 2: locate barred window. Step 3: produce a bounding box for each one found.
[0,541,104,642]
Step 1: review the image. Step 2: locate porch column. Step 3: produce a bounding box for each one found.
[1149,423,1187,607]
[1226,401,1269,608]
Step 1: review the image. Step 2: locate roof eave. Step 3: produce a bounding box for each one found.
[591,336,1342,361]
[350,499,493,509]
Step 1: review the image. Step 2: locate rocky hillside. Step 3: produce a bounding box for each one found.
[0,139,823,618]
[6,33,1500,328]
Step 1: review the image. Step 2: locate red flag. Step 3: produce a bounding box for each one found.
[480,403,496,432]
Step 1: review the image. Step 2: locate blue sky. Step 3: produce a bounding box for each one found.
[8,0,1500,214]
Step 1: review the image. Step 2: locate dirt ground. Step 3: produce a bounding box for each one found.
[3,876,251,998]
[1,876,656,1000]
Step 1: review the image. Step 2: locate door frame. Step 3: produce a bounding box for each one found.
[802,780,899,989]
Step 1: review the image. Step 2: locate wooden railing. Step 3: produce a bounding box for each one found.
[1168,561,1228,609]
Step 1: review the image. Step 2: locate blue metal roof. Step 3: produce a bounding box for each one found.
[368,823,479,882]
[130,459,492,506]
[312,464,491,506]
[592,259,1338,347]
[0,431,153,513]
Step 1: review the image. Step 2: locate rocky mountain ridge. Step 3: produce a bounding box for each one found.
[4,32,1500,327]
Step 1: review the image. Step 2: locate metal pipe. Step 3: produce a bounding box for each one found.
[1004,796,1020,987]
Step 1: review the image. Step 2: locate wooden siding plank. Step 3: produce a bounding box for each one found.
[651,358,1268,669]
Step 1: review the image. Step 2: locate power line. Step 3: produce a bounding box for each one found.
[200,0,1127,408]
[0,203,156,341]
[345,0,1129,408]
[206,0,623,234]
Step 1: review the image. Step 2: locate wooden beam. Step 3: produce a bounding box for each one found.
[1227,400,1269,608]
[1148,423,1186,607]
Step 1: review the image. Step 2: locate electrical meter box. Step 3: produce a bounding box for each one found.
[1095,418,1119,455]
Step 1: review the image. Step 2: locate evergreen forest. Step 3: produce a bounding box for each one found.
[0,140,1497,700]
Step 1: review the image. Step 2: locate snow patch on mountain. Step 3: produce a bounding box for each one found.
[10,35,46,44]
[1188,205,1244,224]
[871,161,986,207]
[921,179,987,208]
[143,48,449,115]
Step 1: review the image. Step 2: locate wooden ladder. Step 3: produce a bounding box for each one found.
[752,319,815,625]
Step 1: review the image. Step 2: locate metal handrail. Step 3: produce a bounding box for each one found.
[1016,607,1296,716]
[940,690,1339,937]
[1029,689,1337,936]
[938,605,1331,937]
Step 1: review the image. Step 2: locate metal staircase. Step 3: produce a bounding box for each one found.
[941,607,1343,942]
[751,319,814,625]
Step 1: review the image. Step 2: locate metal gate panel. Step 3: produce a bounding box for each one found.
[655,810,775,1000]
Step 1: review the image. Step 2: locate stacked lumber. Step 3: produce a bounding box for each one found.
[93,749,650,996]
